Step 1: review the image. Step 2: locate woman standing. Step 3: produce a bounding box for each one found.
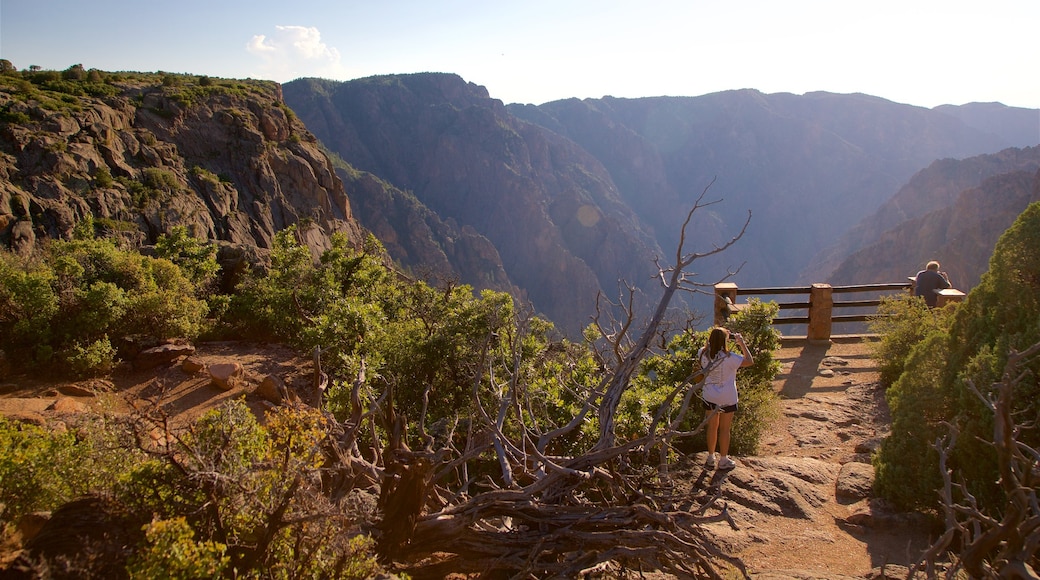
[698,327,754,470]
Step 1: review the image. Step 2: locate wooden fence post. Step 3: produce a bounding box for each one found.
[714,283,738,327]
[807,283,833,342]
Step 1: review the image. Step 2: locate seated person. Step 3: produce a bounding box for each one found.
[914,261,951,307]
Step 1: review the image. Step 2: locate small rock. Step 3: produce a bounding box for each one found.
[181,357,205,374]
[854,439,881,454]
[866,564,911,579]
[58,384,96,397]
[47,397,87,413]
[846,498,906,529]
[822,356,850,366]
[209,362,244,391]
[836,461,874,500]
[255,374,286,405]
[17,511,50,542]
[819,369,835,377]
[6,412,47,427]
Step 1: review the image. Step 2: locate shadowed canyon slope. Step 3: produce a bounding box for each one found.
[283,75,666,336]
[824,161,1040,290]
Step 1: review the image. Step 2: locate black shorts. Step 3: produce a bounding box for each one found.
[703,400,738,413]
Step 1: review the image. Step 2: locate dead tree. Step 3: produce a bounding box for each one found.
[329,182,756,579]
[910,341,1040,579]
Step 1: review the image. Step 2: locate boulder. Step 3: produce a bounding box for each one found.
[16,511,51,543]
[836,461,874,500]
[46,397,87,413]
[209,362,244,391]
[134,342,196,371]
[57,384,96,397]
[256,374,287,405]
[181,357,205,374]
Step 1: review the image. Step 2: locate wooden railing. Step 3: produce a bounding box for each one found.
[714,281,966,341]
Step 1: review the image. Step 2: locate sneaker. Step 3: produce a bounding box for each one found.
[704,453,716,468]
[717,456,736,470]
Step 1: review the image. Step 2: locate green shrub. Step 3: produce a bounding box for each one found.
[0,234,207,375]
[118,401,384,578]
[872,331,952,510]
[0,252,59,360]
[0,418,83,521]
[154,225,219,290]
[0,415,143,524]
[0,106,30,125]
[868,294,955,388]
[94,166,114,188]
[873,202,1040,513]
[126,517,229,580]
[141,167,180,191]
[65,336,117,377]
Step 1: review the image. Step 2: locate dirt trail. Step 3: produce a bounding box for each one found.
[720,336,934,577]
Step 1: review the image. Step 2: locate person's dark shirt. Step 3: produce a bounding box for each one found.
[914,269,951,307]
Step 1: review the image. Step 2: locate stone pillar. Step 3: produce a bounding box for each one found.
[714,283,738,327]
[807,283,833,342]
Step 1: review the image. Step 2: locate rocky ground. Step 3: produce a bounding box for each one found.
[669,336,938,578]
[0,337,938,578]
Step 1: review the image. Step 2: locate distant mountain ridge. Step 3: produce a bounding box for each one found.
[934,102,1039,149]
[284,74,1035,332]
[507,90,1018,287]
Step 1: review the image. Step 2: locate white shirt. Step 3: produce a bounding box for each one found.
[698,347,744,407]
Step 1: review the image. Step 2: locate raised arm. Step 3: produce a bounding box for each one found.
[733,333,754,367]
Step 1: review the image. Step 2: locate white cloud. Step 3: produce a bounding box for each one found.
[246,25,347,82]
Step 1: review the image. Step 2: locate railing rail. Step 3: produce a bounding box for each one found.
[714,281,965,341]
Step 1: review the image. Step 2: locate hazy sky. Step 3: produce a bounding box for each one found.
[2,0,1037,109]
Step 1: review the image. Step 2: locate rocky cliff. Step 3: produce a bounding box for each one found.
[826,165,1040,290]
[284,74,665,336]
[0,72,364,271]
[806,146,1040,285]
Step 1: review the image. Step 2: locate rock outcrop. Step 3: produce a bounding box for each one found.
[0,73,365,270]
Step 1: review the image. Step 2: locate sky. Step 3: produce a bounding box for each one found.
[1,0,1037,109]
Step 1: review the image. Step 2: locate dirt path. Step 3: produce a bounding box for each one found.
[712,336,934,578]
